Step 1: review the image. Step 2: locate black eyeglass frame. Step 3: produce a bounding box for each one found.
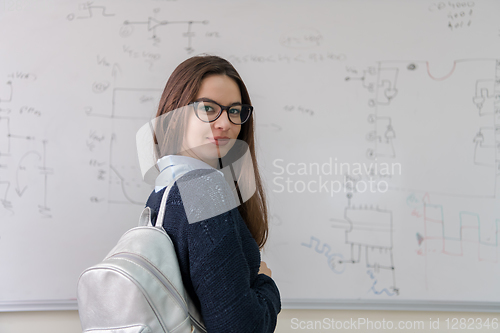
[190,98,253,125]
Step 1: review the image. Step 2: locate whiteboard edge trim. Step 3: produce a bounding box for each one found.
[1,299,498,313]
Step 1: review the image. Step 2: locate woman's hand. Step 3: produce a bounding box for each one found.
[258,261,272,277]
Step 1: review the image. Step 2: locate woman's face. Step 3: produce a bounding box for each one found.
[180,74,242,168]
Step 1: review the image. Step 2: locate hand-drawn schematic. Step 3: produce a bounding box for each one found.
[120,8,209,52]
[412,194,499,263]
[67,1,115,21]
[86,86,160,206]
[406,191,500,289]
[0,75,52,218]
[303,203,398,296]
[348,59,500,197]
[340,58,500,292]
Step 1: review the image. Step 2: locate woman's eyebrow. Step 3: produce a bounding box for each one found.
[195,97,242,105]
[193,97,212,102]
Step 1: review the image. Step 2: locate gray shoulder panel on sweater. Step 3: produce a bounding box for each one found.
[176,169,238,224]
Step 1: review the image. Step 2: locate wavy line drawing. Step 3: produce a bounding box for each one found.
[301,236,346,274]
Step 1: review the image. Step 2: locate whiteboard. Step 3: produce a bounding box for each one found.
[1,0,499,312]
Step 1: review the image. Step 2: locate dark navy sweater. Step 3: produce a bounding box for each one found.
[145,169,281,332]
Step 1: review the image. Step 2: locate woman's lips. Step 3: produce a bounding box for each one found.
[208,137,230,146]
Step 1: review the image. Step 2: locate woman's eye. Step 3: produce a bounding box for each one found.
[229,108,241,115]
[198,104,215,112]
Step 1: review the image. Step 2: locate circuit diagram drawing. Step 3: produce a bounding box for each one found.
[416,198,499,263]
[120,8,209,52]
[346,58,500,198]
[86,87,161,120]
[408,192,500,289]
[0,83,53,218]
[473,78,497,116]
[346,65,399,160]
[342,59,500,294]
[408,192,500,262]
[86,87,160,206]
[301,172,398,296]
[67,1,115,21]
[365,114,396,159]
[473,127,497,167]
[328,205,398,296]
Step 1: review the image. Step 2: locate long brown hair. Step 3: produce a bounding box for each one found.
[153,55,269,249]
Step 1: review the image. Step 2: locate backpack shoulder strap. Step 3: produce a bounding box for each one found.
[138,173,187,228]
[139,206,152,227]
[154,173,187,229]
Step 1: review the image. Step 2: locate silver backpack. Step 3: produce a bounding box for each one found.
[77,181,206,333]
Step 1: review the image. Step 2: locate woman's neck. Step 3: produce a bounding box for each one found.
[179,150,218,169]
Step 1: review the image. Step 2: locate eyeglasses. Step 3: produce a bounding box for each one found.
[191,98,253,125]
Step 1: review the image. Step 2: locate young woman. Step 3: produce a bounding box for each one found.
[145,55,281,332]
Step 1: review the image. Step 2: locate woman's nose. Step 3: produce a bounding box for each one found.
[213,109,232,130]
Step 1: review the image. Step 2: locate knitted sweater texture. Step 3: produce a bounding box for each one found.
[145,168,281,332]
